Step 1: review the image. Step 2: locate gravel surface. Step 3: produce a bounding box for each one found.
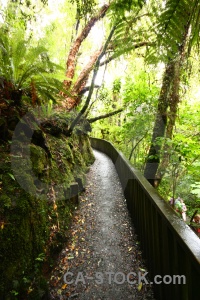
[49,150,156,300]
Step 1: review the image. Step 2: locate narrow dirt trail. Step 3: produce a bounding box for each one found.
[49,150,155,300]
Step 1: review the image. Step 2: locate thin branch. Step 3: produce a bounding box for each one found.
[88,108,123,123]
[84,59,108,118]
[100,41,150,66]
[79,85,100,95]
[129,132,148,161]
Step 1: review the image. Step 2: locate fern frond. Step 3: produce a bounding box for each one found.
[0,21,66,105]
[105,7,150,62]
[150,0,200,61]
[32,78,71,103]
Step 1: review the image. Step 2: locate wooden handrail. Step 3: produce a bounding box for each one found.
[90,137,200,300]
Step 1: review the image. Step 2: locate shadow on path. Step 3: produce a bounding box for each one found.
[49,150,155,300]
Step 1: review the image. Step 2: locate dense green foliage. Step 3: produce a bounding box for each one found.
[0,22,67,106]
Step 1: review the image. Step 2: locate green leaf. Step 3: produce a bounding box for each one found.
[8,173,15,181]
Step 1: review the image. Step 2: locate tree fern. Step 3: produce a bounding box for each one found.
[147,0,200,62]
[0,22,68,105]
[103,6,150,65]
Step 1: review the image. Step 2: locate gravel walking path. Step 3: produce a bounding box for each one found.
[49,150,156,300]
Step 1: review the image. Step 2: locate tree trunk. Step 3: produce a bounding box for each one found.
[65,48,102,110]
[143,60,175,186]
[155,59,181,185]
[155,25,190,187]
[144,18,190,187]
[63,4,109,91]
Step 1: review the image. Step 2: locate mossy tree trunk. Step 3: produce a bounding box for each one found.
[62,4,109,110]
[143,60,175,186]
[144,24,190,187]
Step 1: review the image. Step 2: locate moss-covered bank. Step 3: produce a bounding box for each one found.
[0,108,94,299]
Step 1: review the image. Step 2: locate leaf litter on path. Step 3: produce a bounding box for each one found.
[49,150,155,300]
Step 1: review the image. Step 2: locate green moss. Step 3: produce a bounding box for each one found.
[79,134,95,165]
[0,115,95,298]
[0,190,50,298]
[0,194,12,208]
[30,144,47,175]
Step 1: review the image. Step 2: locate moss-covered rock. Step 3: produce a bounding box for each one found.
[0,112,95,299]
[30,144,47,175]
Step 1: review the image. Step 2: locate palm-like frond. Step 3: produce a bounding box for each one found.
[149,0,200,61]
[103,8,150,64]
[188,0,200,50]
[0,23,67,105]
[30,77,71,103]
